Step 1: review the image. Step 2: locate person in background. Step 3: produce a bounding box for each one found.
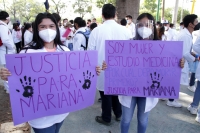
[170,23,177,36]
[92,18,97,23]
[0,11,16,93]
[90,22,97,31]
[157,26,167,41]
[52,13,66,45]
[180,22,184,30]
[188,35,200,123]
[169,14,198,108]
[88,4,130,126]
[163,20,177,41]
[87,19,92,30]
[120,18,132,40]
[0,12,102,133]
[187,24,200,93]
[12,23,22,53]
[73,17,87,51]
[63,18,68,27]
[156,21,161,29]
[65,22,74,51]
[126,15,136,39]
[22,23,33,46]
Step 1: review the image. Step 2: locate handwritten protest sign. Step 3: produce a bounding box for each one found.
[6,51,98,125]
[105,40,183,99]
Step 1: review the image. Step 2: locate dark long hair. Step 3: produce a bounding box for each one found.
[22,13,64,51]
[21,23,32,47]
[136,13,159,40]
[157,26,165,40]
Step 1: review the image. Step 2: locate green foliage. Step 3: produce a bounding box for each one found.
[51,0,68,15]
[164,7,190,24]
[142,0,157,13]
[96,0,116,8]
[73,0,92,18]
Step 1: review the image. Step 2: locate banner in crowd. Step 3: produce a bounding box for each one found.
[105,40,183,99]
[6,51,98,125]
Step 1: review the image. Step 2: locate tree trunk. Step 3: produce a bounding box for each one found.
[116,0,140,23]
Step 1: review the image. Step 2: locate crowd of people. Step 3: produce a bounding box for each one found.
[0,3,200,133]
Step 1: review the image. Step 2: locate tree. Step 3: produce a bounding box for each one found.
[142,0,157,13]
[73,0,92,18]
[96,0,116,8]
[116,0,140,22]
[164,7,189,24]
[51,0,68,15]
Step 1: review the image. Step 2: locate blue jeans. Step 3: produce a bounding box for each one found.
[68,43,73,51]
[191,81,200,108]
[189,73,196,86]
[121,97,149,133]
[32,121,64,133]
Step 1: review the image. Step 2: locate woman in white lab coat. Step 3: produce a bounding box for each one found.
[102,13,185,133]
[188,36,200,123]
[0,12,102,133]
[22,23,33,47]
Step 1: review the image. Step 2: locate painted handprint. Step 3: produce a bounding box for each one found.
[79,70,94,90]
[150,72,163,89]
[16,76,36,98]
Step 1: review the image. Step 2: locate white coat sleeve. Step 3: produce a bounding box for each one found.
[132,23,136,38]
[193,37,200,55]
[181,37,195,62]
[73,34,85,51]
[0,26,14,50]
[87,31,96,50]
[24,32,32,45]
[60,29,66,42]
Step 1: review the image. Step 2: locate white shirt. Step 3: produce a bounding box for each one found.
[12,29,22,43]
[161,34,167,41]
[177,28,195,85]
[165,28,177,41]
[24,30,33,45]
[0,20,16,65]
[126,22,136,39]
[20,45,69,129]
[59,27,67,42]
[193,37,200,80]
[73,27,87,51]
[192,30,200,44]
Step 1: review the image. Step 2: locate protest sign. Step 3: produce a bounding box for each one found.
[105,40,183,99]
[6,51,98,125]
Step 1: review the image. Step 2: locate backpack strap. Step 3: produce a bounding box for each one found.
[76,31,88,50]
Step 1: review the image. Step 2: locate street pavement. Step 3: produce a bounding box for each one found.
[52,84,200,133]
[0,78,196,133]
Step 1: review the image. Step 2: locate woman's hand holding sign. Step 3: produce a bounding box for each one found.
[0,68,11,81]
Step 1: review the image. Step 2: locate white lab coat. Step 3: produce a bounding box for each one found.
[194,36,200,81]
[88,20,158,113]
[165,28,177,41]
[12,29,22,43]
[59,27,67,43]
[24,30,33,45]
[192,30,200,44]
[0,20,16,65]
[127,22,136,39]
[73,27,86,51]
[177,28,195,85]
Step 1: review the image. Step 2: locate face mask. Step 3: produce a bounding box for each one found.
[137,27,153,39]
[63,23,67,26]
[127,20,131,24]
[39,29,57,43]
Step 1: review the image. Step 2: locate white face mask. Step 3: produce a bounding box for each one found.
[137,27,153,39]
[127,20,131,24]
[39,29,57,43]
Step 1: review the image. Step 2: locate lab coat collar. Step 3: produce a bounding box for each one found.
[75,27,86,34]
[103,20,116,24]
[183,28,192,38]
[0,20,7,26]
